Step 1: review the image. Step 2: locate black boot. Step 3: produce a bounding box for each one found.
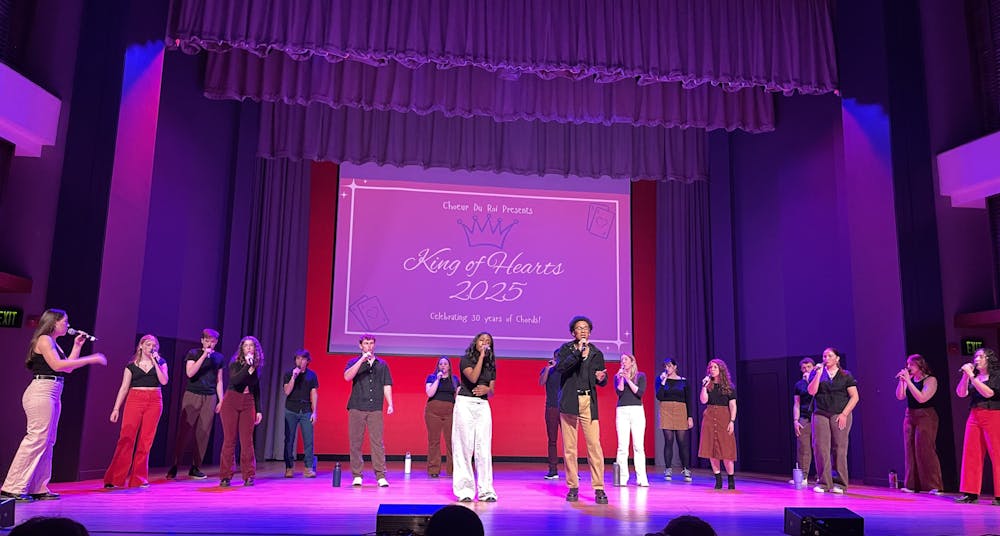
[727,474,736,490]
[714,472,723,489]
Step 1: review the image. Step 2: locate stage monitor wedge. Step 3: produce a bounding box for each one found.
[784,507,863,536]
[376,503,446,536]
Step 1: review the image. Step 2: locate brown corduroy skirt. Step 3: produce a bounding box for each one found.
[698,405,737,460]
[659,401,689,430]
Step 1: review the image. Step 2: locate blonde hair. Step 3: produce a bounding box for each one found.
[132,334,160,364]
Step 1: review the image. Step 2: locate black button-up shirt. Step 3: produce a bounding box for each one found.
[555,340,607,420]
[345,357,393,411]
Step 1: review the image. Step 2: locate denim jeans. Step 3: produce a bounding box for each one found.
[284,408,314,468]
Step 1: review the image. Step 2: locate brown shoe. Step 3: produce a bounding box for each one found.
[304,469,316,478]
[284,468,294,478]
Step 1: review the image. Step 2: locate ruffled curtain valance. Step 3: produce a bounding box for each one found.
[169,0,838,95]
[259,102,708,181]
[205,50,775,132]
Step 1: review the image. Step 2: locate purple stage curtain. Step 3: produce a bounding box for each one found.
[205,50,775,132]
[259,102,708,181]
[168,0,837,95]
[237,157,312,460]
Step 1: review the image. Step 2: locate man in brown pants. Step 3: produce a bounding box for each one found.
[344,334,394,487]
[167,329,224,479]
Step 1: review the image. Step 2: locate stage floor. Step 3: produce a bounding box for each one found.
[7,461,1000,535]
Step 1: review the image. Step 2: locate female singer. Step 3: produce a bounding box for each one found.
[698,359,738,490]
[808,347,859,494]
[894,354,943,494]
[955,347,1000,504]
[103,335,168,488]
[219,336,264,487]
[614,354,648,486]
[1,309,106,501]
[452,333,497,502]
[656,358,694,482]
[425,356,459,477]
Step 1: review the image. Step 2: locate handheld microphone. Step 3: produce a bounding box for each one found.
[68,328,98,342]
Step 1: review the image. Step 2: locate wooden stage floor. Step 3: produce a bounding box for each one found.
[8,461,1000,535]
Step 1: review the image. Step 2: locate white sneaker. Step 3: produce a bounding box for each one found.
[682,469,692,482]
[928,489,943,496]
[901,487,915,493]
[637,480,650,487]
[377,478,389,487]
[664,468,672,481]
[813,485,826,493]
[352,476,362,486]
[831,486,845,494]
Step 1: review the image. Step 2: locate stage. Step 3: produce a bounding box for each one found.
[6,462,999,535]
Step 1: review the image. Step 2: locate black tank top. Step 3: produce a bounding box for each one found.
[905,377,935,409]
[30,343,68,377]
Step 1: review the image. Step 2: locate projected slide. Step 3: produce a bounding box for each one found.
[329,177,632,359]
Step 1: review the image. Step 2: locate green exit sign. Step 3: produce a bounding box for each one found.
[962,337,985,356]
[0,307,24,328]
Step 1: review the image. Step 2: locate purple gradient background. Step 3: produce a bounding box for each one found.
[329,177,633,358]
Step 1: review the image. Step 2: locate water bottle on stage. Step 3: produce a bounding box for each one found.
[792,464,804,489]
[404,451,412,474]
[332,462,342,487]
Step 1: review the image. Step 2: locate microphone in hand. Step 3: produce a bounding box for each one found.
[702,376,711,387]
[68,328,98,342]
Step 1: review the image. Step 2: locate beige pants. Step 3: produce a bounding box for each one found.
[561,395,605,490]
[2,379,62,495]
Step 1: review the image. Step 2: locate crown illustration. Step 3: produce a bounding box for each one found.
[457,215,518,249]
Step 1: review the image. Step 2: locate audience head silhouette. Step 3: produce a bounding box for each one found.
[646,515,717,536]
[425,505,484,536]
[11,516,89,536]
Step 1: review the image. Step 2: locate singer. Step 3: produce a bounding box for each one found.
[424,356,459,478]
[219,336,264,487]
[698,359,738,490]
[555,316,609,504]
[103,335,168,488]
[791,357,817,486]
[2,309,107,502]
[167,328,224,480]
[614,353,649,487]
[894,354,943,494]
[807,347,859,494]
[954,347,1000,504]
[452,333,497,502]
[538,350,562,480]
[283,349,319,478]
[656,358,694,482]
[343,334,394,487]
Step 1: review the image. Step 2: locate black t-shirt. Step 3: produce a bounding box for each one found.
[793,379,814,420]
[616,372,646,407]
[542,366,561,408]
[345,357,393,411]
[969,375,1000,410]
[705,382,736,406]
[185,348,225,395]
[283,368,319,412]
[458,354,496,400]
[127,363,162,388]
[809,367,857,416]
[426,373,459,403]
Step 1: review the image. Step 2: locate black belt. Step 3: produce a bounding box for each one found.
[34,375,64,382]
[576,389,591,395]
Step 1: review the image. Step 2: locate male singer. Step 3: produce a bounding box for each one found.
[555,316,609,504]
[343,334,394,487]
[167,328,224,480]
[539,350,562,479]
[283,349,319,478]
[791,357,816,484]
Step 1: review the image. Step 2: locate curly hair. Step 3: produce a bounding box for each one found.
[706,358,734,395]
[906,354,933,378]
[463,332,495,371]
[232,335,265,369]
[976,347,1000,375]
